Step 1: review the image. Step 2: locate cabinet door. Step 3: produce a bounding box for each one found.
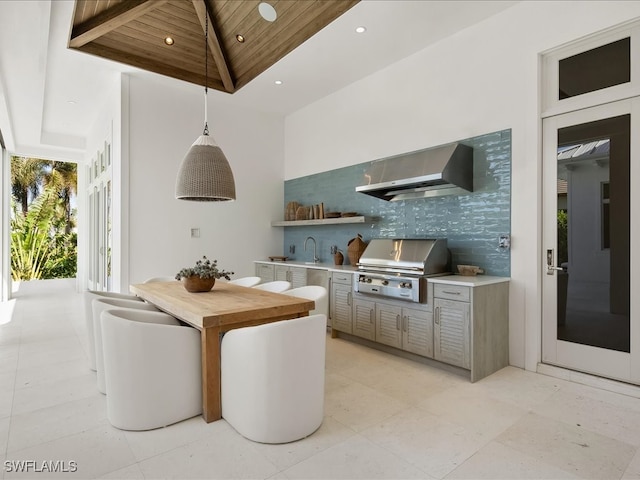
[434,298,470,369]
[353,298,375,340]
[274,265,289,282]
[403,307,433,358]
[255,263,275,283]
[331,284,352,334]
[289,266,307,288]
[376,302,402,349]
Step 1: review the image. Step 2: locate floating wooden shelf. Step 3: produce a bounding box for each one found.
[271,216,369,227]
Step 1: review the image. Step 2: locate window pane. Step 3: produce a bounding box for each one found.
[559,37,630,99]
[556,115,630,352]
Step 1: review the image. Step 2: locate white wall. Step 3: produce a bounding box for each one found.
[283,1,640,369]
[80,74,121,292]
[126,74,284,285]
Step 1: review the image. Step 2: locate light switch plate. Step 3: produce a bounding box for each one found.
[190,228,200,238]
[498,234,510,249]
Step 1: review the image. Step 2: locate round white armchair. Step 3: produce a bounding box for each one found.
[101,308,202,431]
[221,314,327,443]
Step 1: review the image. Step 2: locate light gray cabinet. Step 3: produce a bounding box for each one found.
[255,263,275,283]
[253,261,508,383]
[330,272,353,334]
[375,301,433,357]
[433,282,509,382]
[434,296,471,369]
[403,306,433,358]
[275,265,307,288]
[254,262,309,288]
[375,302,403,349]
[352,297,375,340]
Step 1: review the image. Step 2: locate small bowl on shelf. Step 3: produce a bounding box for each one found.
[324,212,341,218]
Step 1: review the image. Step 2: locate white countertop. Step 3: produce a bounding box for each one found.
[254,259,359,273]
[254,260,509,285]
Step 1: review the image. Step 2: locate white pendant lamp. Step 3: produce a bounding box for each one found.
[175,14,236,202]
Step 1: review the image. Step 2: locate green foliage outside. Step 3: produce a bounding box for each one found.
[557,209,568,265]
[10,156,77,281]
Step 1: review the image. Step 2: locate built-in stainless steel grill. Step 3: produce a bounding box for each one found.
[354,238,449,303]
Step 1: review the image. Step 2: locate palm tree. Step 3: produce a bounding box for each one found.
[10,156,78,280]
[10,156,47,215]
[45,161,77,234]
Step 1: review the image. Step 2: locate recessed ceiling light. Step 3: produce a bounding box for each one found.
[67,100,77,105]
[164,36,175,45]
[355,26,367,34]
[236,34,245,43]
[274,80,283,85]
[258,2,277,22]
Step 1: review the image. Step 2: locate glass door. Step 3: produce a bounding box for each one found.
[542,98,639,383]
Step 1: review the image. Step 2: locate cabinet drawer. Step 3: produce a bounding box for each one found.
[433,284,470,302]
[332,272,353,285]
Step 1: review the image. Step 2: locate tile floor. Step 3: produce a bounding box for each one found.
[2,279,640,479]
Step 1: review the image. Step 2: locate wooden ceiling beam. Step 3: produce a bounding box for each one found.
[78,42,226,92]
[69,0,169,48]
[192,0,235,93]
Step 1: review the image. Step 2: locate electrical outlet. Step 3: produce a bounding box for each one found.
[190,228,200,238]
[289,244,295,254]
[498,234,510,249]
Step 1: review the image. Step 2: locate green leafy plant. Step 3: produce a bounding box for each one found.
[10,156,78,281]
[557,209,568,265]
[10,187,77,280]
[175,256,234,281]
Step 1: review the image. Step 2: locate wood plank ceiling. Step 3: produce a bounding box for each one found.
[68,0,360,94]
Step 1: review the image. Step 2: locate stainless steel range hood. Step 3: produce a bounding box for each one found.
[355,143,474,201]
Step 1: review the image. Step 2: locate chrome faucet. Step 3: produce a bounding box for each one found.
[304,236,319,263]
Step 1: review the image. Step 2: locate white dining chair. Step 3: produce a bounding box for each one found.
[221,314,326,443]
[228,276,262,287]
[92,297,159,394]
[284,285,328,318]
[252,280,291,293]
[101,308,202,431]
[83,290,143,371]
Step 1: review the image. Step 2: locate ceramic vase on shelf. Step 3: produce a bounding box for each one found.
[182,276,215,293]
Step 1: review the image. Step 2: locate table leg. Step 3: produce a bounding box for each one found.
[201,326,221,423]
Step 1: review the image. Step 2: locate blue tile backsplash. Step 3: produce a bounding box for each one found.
[282,130,511,276]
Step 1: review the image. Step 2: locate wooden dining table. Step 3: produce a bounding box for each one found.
[129,280,315,423]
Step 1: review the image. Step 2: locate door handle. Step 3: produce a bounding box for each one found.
[403,315,408,332]
[546,248,564,275]
[435,307,440,325]
[396,314,401,330]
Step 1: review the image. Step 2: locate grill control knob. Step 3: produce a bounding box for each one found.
[366,277,372,283]
[382,280,389,286]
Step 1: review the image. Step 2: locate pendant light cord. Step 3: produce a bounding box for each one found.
[203,13,209,136]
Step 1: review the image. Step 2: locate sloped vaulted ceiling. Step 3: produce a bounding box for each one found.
[68,0,360,94]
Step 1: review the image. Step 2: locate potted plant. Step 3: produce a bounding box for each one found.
[175,256,234,292]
